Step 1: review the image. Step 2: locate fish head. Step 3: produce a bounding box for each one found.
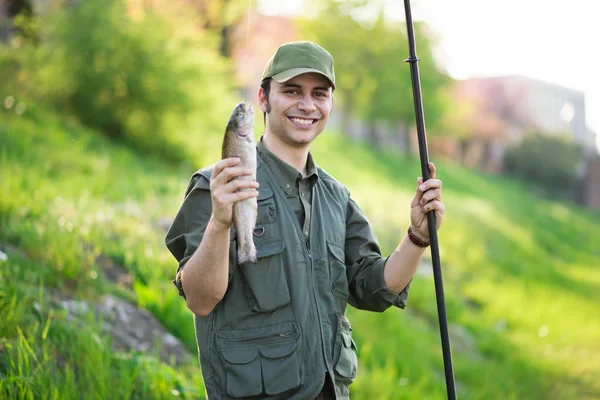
[227,102,254,138]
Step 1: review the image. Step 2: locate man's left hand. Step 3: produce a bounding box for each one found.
[410,162,445,241]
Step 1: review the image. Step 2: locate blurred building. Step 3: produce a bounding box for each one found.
[449,76,597,171]
[470,76,593,151]
[446,75,600,208]
[584,155,600,209]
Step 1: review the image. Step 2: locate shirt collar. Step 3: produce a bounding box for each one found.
[257,136,319,195]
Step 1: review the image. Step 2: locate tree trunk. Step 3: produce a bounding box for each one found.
[341,102,351,137]
[219,0,230,57]
[220,25,229,57]
[459,138,469,164]
[398,122,410,155]
[481,140,492,171]
[368,122,379,149]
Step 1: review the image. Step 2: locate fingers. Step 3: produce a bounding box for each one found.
[212,164,255,188]
[223,177,259,194]
[411,177,425,207]
[419,177,442,192]
[412,175,443,207]
[212,173,259,202]
[419,188,442,206]
[213,157,241,178]
[422,200,445,213]
[429,162,436,180]
[211,157,259,204]
[221,190,260,205]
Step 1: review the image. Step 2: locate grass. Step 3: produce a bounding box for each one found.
[310,136,600,399]
[1,96,600,399]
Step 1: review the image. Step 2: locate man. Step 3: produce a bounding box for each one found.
[165,41,445,399]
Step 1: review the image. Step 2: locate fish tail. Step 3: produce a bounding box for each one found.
[237,241,257,264]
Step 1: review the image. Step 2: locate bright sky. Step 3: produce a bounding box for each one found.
[258,0,599,149]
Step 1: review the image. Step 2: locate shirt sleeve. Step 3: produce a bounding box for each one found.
[344,193,411,312]
[164,173,213,300]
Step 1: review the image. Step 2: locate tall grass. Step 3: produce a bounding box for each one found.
[311,134,600,399]
[0,256,202,399]
[1,99,600,398]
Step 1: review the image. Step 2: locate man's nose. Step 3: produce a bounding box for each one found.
[297,94,316,113]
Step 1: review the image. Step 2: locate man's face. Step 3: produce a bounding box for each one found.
[259,73,333,148]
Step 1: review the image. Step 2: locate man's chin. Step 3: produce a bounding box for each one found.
[289,131,320,145]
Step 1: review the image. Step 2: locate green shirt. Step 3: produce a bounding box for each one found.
[166,137,410,399]
[256,138,317,245]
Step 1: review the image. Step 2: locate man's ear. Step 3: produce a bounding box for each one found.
[258,87,268,113]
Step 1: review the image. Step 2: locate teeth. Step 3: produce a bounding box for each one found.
[291,118,313,126]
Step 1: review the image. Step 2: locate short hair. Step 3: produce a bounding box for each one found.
[260,78,272,125]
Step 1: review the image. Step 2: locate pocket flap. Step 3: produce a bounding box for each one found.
[260,341,297,359]
[327,241,346,265]
[256,240,285,259]
[221,347,259,364]
[342,332,352,348]
[257,187,274,201]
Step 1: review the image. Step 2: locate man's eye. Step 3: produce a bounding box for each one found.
[286,90,299,94]
[315,92,326,98]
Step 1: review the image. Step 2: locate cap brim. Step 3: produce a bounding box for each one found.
[271,68,335,89]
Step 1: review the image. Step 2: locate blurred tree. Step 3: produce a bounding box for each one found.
[503,132,583,196]
[191,0,249,56]
[3,0,35,42]
[1,0,238,165]
[297,0,450,151]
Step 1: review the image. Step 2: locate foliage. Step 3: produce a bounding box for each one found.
[0,100,212,398]
[503,132,583,195]
[1,96,600,398]
[297,0,451,146]
[1,0,237,166]
[310,134,600,399]
[190,0,250,56]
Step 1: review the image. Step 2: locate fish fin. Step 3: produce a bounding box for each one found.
[237,243,257,264]
[237,252,256,265]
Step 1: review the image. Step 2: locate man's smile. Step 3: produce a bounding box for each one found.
[287,116,318,128]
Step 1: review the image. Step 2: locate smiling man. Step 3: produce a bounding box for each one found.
[165,41,445,399]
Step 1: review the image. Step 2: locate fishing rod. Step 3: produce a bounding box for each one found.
[402,0,457,398]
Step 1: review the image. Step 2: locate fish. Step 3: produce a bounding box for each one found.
[222,102,257,264]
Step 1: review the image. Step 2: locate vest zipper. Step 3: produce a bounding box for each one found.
[257,153,329,376]
[227,330,295,343]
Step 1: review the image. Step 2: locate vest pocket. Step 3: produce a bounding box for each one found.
[327,242,350,299]
[334,314,358,385]
[217,323,302,397]
[242,239,290,312]
[261,341,301,395]
[220,347,262,397]
[256,186,276,225]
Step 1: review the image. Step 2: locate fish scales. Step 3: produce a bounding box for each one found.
[222,102,257,264]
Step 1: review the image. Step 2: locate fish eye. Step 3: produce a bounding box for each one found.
[237,112,243,118]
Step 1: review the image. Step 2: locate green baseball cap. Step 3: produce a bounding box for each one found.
[262,41,336,90]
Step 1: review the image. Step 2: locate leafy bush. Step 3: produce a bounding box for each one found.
[503,132,583,195]
[1,0,237,165]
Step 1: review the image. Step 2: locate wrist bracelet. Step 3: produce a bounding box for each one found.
[407,226,430,248]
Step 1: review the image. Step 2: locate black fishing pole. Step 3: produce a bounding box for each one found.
[402,1,457,398]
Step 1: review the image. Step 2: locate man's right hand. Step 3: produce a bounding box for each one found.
[209,157,259,230]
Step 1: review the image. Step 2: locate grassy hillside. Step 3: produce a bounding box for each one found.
[1,100,599,399]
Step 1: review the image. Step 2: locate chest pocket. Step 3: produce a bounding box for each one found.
[327,241,350,300]
[256,186,276,225]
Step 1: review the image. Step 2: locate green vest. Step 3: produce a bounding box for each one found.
[166,151,408,399]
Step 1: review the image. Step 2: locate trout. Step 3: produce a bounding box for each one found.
[222,102,257,264]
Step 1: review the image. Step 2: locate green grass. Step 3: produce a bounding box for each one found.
[1,97,599,399]
[310,136,600,399]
